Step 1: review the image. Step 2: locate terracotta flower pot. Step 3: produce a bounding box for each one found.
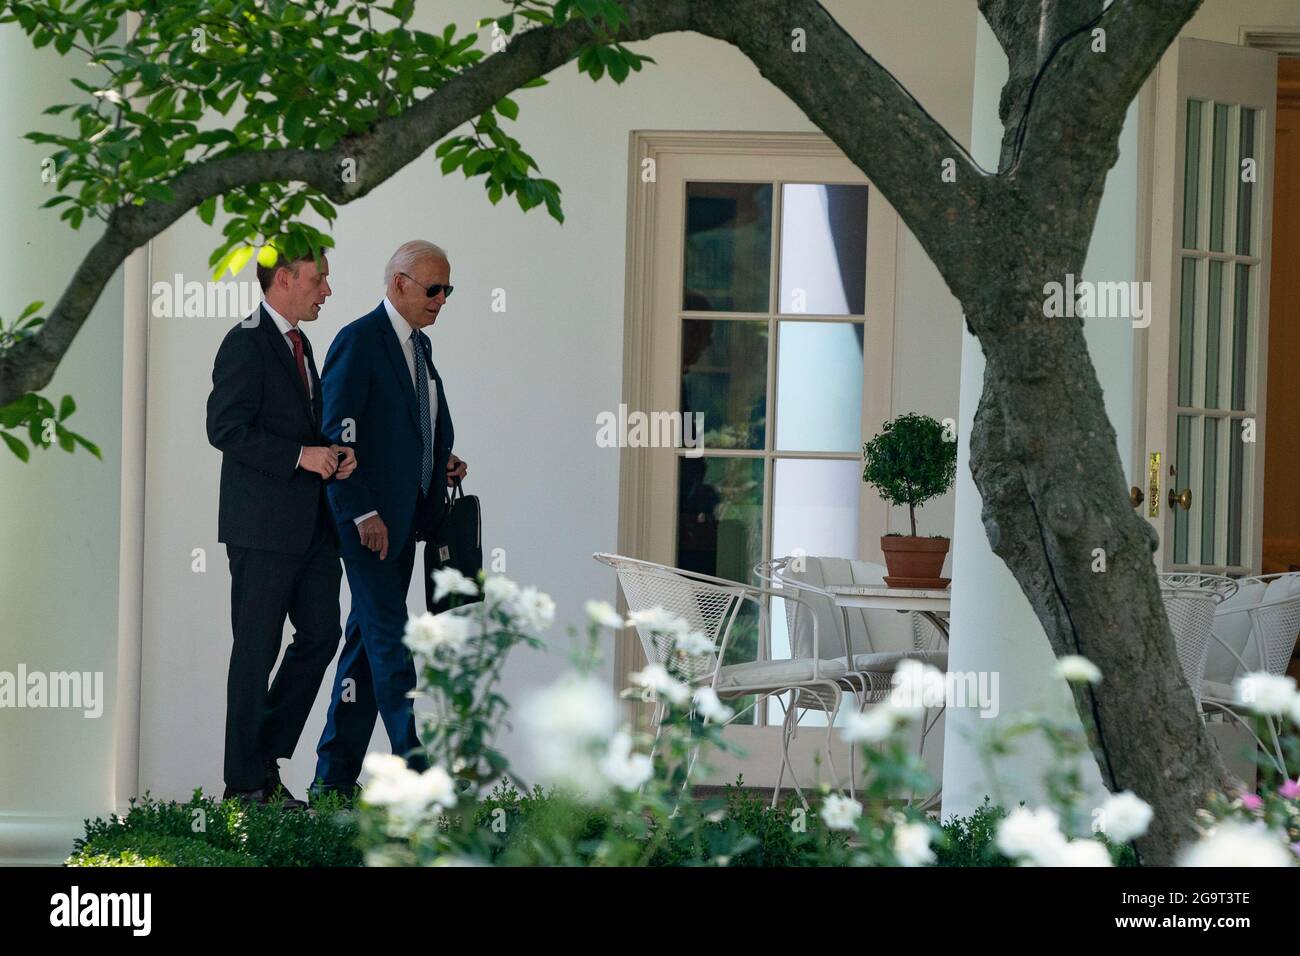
[880,535,950,587]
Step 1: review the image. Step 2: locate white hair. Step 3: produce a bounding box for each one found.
[384,240,449,287]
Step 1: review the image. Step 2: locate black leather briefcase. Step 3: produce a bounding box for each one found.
[422,478,484,614]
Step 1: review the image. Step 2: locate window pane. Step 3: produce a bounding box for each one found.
[1228,417,1246,567]
[778,183,868,315]
[1174,414,1193,565]
[1209,103,1230,253]
[681,319,768,450]
[1201,416,1220,564]
[683,182,773,312]
[775,320,864,452]
[1231,263,1251,411]
[1205,259,1224,409]
[1237,108,1257,256]
[1177,257,1198,407]
[676,456,764,585]
[1182,100,1203,249]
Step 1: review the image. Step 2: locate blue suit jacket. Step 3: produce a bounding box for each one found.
[321,302,454,561]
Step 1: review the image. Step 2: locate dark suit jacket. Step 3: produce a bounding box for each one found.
[206,305,333,555]
[321,302,454,562]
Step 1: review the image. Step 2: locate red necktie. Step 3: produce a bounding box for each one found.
[285,329,311,396]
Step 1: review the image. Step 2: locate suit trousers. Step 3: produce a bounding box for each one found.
[224,491,342,792]
[313,489,445,790]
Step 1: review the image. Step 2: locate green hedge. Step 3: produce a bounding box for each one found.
[68,788,1134,867]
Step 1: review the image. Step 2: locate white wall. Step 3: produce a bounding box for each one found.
[135,0,976,799]
[0,26,124,861]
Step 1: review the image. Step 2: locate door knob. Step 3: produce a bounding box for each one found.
[1129,486,1145,508]
[1168,487,1193,511]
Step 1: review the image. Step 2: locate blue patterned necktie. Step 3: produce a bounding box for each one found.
[411,329,433,495]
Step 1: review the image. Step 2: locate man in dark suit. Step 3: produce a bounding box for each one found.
[313,240,467,797]
[206,249,356,807]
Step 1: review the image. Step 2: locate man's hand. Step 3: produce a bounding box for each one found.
[357,514,389,560]
[446,453,467,487]
[299,446,339,479]
[332,445,357,480]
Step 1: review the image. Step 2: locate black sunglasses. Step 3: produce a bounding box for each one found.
[399,272,454,299]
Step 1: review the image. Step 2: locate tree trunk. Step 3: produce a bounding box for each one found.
[959,236,1228,863]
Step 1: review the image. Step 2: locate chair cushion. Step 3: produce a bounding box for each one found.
[1207,581,1267,683]
[1201,679,1236,704]
[716,657,847,691]
[836,650,948,672]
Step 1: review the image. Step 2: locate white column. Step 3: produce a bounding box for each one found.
[941,20,1138,818]
[0,25,126,862]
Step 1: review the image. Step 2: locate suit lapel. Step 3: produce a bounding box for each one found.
[376,304,420,430]
[425,339,453,453]
[302,334,323,431]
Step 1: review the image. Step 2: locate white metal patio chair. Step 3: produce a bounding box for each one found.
[1201,572,1300,776]
[1157,572,1238,712]
[593,552,851,808]
[755,556,948,807]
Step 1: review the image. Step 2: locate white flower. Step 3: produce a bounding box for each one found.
[584,600,626,629]
[820,794,863,831]
[889,660,947,711]
[1234,672,1298,716]
[627,607,691,636]
[360,754,457,836]
[841,703,909,743]
[1179,821,1295,867]
[674,629,717,657]
[431,567,478,603]
[996,806,1064,863]
[1094,791,1153,843]
[893,821,936,867]
[1054,655,1102,684]
[515,586,556,631]
[519,672,618,795]
[692,687,734,723]
[1055,839,1113,867]
[599,729,653,791]
[403,611,471,656]
[629,663,691,707]
[482,575,520,609]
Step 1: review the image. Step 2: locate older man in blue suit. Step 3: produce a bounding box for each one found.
[312,240,467,797]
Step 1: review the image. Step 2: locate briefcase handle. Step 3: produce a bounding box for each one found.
[444,475,465,507]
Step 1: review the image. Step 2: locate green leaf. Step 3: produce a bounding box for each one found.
[71,432,102,460]
[18,301,44,321]
[197,196,218,226]
[1,431,30,462]
[58,395,76,420]
[495,96,519,121]
[140,182,175,204]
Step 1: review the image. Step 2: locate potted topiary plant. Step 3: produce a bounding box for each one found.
[861,412,957,587]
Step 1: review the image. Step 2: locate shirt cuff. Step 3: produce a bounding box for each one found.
[295,446,303,469]
[353,510,378,527]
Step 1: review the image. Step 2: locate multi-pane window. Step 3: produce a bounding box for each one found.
[1172,99,1262,570]
[675,181,869,721]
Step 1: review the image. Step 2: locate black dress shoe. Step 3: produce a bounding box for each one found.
[308,781,361,806]
[263,760,307,810]
[222,786,269,805]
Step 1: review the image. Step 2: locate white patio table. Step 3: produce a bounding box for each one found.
[825,583,951,812]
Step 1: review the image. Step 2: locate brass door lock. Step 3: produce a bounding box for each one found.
[1168,487,1193,511]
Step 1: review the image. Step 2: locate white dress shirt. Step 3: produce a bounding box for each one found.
[262,300,310,469]
[353,298,440,527]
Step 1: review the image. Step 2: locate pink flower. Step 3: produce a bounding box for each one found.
[1239,792,1264,811]
[1278,779,1300,800]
